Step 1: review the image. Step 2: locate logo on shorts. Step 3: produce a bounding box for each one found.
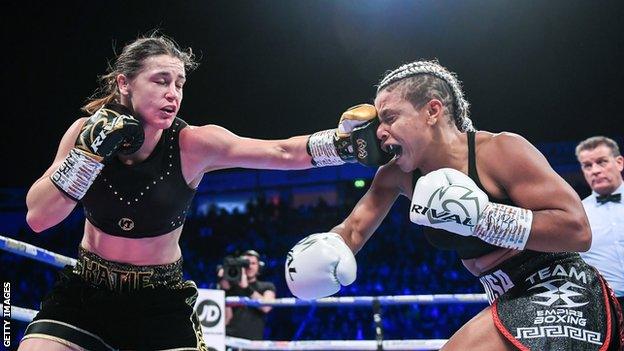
[196,299,222,328]
[118,218,134,231]
[479,269,514,303]
[528,279,589,308]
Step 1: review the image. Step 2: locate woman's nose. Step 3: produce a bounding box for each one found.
[376,122,388,141]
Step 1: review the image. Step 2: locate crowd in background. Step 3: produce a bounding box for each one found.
[6,191,491,342]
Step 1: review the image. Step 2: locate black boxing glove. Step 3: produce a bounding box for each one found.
[307,104,391,167]
[50,104,144,201]
[350,119,393,166]
[74,103,144,162]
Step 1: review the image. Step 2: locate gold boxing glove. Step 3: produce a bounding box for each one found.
[336,104,377,138]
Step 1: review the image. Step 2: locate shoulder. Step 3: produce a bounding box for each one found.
[180,123,226,139]
[474,130,559,192]
[73,116,90,129]
[63,117,89,139]
[179,124,234,150]
[476,131,547,171]
[476,131,535,155]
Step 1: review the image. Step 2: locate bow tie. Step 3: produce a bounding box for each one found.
[596,193,621,204]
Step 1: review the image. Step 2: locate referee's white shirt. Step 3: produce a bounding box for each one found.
[580,183,624,297]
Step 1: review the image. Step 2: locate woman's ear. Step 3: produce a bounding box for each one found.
[117,74,130,96]
[426,99,443,126]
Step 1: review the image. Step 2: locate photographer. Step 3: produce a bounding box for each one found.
[217,250,276,340]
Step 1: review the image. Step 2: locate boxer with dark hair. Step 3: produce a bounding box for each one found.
[286,60,623,350]
[20,32,389,351]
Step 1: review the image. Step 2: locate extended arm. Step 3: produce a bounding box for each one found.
[184,124,314,172]
[181,105,391,177]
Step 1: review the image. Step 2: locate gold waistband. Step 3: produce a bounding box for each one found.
[72,247,183,292]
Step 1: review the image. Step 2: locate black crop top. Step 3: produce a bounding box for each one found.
[412,131,516,259]
[81,118,197,238]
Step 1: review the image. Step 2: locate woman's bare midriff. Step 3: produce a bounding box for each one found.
[462,248,522,276]
[81,220,183,265]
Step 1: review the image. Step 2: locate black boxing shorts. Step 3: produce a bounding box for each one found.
[479,250,623,350]
[21,247,208,351]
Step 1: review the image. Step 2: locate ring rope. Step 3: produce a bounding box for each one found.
[0,234,488,306]
[228,294,488,306]
[2,305,446,350]
[225,336,447,350]
[1,234,473,350]
[0,234,76,267]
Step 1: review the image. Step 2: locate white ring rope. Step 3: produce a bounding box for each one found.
[1,305,38,323]
[0,234,77,267]
[227,294,488,306]
[1,305,446,350]
[225,336,448,350]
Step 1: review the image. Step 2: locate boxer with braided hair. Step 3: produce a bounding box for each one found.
[377,59,474,133]
[286,59,623,350]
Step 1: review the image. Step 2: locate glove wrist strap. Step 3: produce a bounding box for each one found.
[307,129,348,167]
[473,203,533,250]
[50,148,104,201]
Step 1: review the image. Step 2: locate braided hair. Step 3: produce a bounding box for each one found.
[377,60,474,132]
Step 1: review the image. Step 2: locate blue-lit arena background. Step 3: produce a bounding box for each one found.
[2,0,624,349]
[0,138,610,343]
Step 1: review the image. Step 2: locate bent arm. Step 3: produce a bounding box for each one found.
[330,164,403,254]
[26,118,86,232]
[490,134,591,252]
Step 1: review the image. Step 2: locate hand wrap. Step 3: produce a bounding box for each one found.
[410,168,533,250]
[50,148,104,201]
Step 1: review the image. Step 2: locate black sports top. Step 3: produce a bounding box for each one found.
[81,118,197,238]
[411,131,516,259]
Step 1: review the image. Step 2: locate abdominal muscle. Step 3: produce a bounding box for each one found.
[81,220,183,265]
[462,248,522,277]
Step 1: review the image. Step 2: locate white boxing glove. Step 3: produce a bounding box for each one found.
[410,168,533,250]
[285,232,357,300]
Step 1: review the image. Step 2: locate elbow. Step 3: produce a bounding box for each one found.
[577,230,592,253]
[26,210,48,233]
[573,217,592,252]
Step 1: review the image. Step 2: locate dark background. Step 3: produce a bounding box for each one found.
[2,1,624,345]
[2,0,624,188]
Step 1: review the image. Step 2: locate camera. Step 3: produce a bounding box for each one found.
[222,255,250,283]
